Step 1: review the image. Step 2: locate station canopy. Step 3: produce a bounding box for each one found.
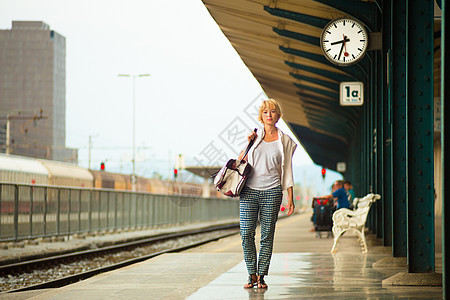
[185,166,221,179]
[202,0,381,171]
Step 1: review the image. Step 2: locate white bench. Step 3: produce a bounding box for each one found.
[330,193,381,253]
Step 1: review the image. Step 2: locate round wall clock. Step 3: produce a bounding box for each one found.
[320,18,369,66]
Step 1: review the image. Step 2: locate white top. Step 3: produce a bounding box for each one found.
[246,139,282,190]
[246,127,297,191]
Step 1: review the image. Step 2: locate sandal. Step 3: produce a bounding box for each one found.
[257,275,268,289]
[244,274,257,288]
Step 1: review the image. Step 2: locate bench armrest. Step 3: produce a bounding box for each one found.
[332,206,371,225]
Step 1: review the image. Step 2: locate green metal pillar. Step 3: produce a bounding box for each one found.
[406,0,435,273]
[376,51,384,240]
[363,88,371,229]
[391,0,408,258]
[382,0,393,247]
[442,0,449,296]
[370,67,375,196]
[361,101,364,194]
[442,0,449,292]
[361,101,367,195]
[366,93,370,193]
[353,124,362,194]
[371,51,383,239]
[368,76,376,232]
[372,57,378,234]
[357,127,363,195]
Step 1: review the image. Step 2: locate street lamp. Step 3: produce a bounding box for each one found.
[118,74,150,182]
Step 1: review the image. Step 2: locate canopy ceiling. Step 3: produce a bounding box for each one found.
[202,0,380,170]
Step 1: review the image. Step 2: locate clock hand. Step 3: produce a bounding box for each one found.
[343,35,349,57]
[338,42,344,60]
[331,37,351,45]
[330,39,345,45]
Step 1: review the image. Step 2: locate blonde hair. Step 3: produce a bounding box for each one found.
[257,99,282,124]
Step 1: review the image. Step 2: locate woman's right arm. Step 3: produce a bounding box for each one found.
[238,150,245,160]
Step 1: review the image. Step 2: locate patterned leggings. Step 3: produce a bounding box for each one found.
[239,185,283,275]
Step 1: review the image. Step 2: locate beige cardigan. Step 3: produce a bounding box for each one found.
[247,127,297,191]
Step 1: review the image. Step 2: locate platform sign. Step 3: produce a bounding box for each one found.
[337,162,346,173]
[340,82,363,106]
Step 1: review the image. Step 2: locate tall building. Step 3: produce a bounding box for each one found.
[0,21,77,163]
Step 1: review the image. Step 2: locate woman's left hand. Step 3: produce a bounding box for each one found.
[286,187,295,216]
[286,201,295,216]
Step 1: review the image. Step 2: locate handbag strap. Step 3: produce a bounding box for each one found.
[241,128,258,161]
[211,128,258,179]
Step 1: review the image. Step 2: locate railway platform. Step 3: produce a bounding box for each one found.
[1,212,443,299]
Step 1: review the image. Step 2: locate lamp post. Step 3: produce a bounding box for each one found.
[118,74,150,185]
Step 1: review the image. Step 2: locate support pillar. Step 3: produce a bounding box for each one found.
[406,0,435,274]
[441,0,449,297]
[391,0,408,258]
[375,52,384,240]
[382,0,393,246]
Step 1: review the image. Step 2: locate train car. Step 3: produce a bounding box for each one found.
[90,170,115,189]
[147,178,167,194]
[89,170,148,192]
[113,174,130,191]
[135,176,152,192]
[38,159,94,188]
[0,153,49,185]
[165,180,204,197]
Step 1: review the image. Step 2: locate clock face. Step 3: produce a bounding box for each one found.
[320,18,368,66]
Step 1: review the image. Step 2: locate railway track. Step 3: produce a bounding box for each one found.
[0,224,239,293]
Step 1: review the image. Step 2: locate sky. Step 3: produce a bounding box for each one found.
[0,0,342,191]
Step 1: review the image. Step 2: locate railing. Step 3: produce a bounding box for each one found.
[0,182,239,242]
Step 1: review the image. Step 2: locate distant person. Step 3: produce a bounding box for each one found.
[238,99,297,289]
[344,181,355,208]
[317,180,350,210]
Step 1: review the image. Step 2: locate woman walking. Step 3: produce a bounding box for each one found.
[238,99,297,289]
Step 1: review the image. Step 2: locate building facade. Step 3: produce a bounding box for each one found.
[0,21,77,163]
